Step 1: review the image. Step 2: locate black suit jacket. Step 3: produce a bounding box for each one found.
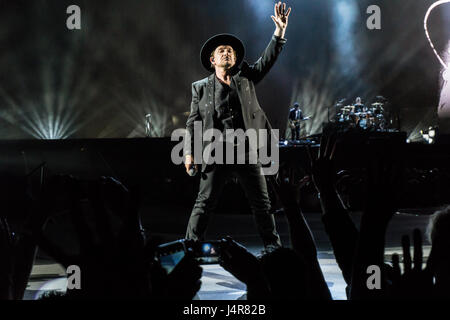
[185,35,287,170]
[289,108,303,122]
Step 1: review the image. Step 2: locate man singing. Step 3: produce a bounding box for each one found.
[184,2,291,254]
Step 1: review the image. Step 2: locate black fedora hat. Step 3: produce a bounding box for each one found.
[200,33,245,73]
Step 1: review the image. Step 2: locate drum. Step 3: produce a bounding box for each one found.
[356,112,374,129]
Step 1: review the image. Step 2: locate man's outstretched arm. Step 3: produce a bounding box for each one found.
[242,2,291,84]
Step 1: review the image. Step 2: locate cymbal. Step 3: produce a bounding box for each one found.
[372,102,384,106]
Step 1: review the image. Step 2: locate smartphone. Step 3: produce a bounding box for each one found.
[157,239,223,271]
[157,240,186,274]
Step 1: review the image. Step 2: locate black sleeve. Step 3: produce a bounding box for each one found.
[240,35,287,84]
[184,83,201,157]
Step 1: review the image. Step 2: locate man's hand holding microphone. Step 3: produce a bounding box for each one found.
[185,155,198,176]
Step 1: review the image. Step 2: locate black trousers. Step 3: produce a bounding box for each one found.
[291,125,301,140]
[185,162,282,248]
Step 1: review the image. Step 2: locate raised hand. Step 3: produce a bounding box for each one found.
[350,141,404,299]
[219,237,263,285]
[32,175,151,298]
[390,229,434,299]
[269,161,307,208]
[268,163,332,300]
[307,133,338,198]
[166,249,203,300]
[219,237,270,299]
[271,2,291,37]
[363,140,403,226]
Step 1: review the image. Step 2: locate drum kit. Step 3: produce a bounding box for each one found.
[336,101,387,131]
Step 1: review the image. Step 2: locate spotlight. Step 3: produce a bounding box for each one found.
[429,128,436,138]
[420,126,438,144]
[145,114,152,137]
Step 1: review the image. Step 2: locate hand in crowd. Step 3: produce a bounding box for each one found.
[259,247,313,300]
[363,141,403,226]
[219,237,270,299]
[350,140,405,300]
[269,160,308,208]
[219,237,264,285]
[32,175,151,298]
[166,248,203,300]
[389,229,434,299]
[305,131,358,292]
[268,164,332,300]
[308,133,338,198]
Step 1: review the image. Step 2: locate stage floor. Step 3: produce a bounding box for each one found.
[23,208,432,300]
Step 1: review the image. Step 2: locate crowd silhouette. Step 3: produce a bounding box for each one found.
[0,131,449,300]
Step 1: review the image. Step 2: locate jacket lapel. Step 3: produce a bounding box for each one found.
[232,73,250,129]
[232,73,241,96]
[206,74,215,113]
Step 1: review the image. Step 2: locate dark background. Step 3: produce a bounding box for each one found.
[0,0,449,140]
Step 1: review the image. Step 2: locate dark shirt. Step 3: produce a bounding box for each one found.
[214,76,245,132]
[214,75,253,160]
